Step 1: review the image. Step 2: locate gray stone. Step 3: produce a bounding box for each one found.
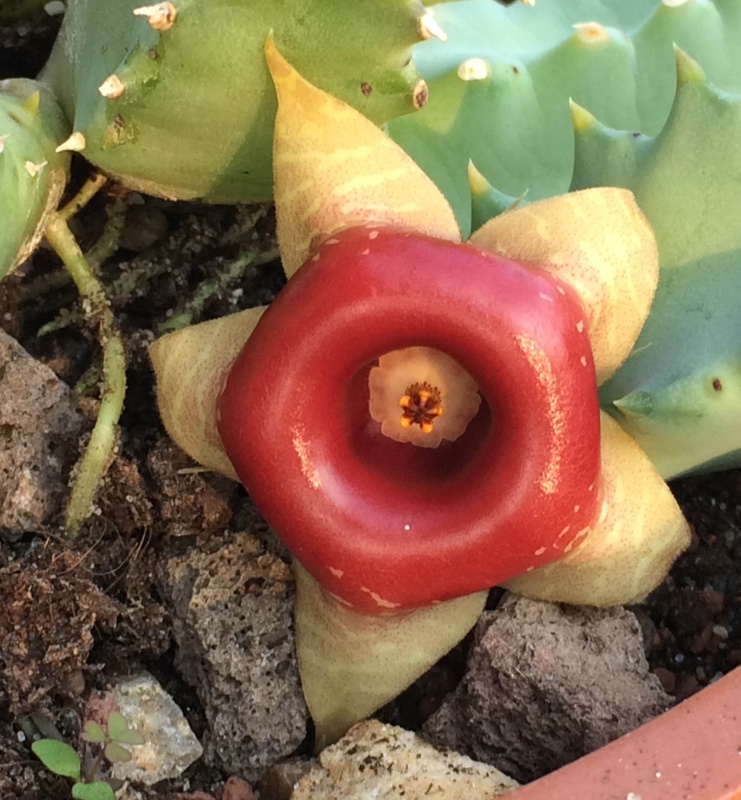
[422,595,672,783]
[291,720,518,800]
[159,533,308,781]
[0,328,81,535]
[110,672,203,785]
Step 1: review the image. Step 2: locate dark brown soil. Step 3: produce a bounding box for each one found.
[1,11,740,800]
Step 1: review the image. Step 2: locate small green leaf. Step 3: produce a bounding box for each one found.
[72,780,117,800]
[106,711,144,745]
[81,721,106,743]
[104,741,132,764]
[31,739,81,779]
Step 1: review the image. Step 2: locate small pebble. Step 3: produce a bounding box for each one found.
[222,776,258,800]
[713,625,729,640]
[109,672,203,785]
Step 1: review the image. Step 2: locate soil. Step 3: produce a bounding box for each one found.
[1,11,740,800]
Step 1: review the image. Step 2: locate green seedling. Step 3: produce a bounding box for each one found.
[31,711,145,800]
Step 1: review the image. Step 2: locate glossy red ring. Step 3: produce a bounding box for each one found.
[218,227,601,613]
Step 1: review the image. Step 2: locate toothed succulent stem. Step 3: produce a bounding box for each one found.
[42,0,447,203]
[573,47,741,476]
[388,0,741,232]
[0,79,70,278]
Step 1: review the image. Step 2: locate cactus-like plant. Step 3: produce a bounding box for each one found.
[570,50,741,479]
[0,79,70,280]
[40,0,452,203]
[389,0,741,233]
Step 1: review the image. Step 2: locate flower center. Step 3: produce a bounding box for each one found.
[399,381,444,434]
[368,346,481,448]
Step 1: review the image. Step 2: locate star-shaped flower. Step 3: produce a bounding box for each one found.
[151,37,689,746]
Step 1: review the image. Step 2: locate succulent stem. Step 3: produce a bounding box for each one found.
[43,194,127,536]
[58,173,108,224]
[84,196,128,272]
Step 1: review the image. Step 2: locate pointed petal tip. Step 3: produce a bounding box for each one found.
[270,42,459,275]
[295,562,487,748]
[504,413,690,607]
[150,308,267,481]
[264,31,293,85]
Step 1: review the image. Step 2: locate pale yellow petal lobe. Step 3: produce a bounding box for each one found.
[265,35,460,278]
[470,188,659,385]
[503,412,691,606]
[150,308,267,479]
[295,562,486,749]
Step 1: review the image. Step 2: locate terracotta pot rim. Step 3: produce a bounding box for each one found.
[504,665,741,800]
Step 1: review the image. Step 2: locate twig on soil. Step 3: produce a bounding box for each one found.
[156,244,280,334]
[43,175,127,537]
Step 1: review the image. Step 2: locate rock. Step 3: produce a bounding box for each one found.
[159,533,308,780]
[257,757,315,800]
[0,328,81,535]
[291,720,518,800]
[222,776,259,800]
[113,787,148,800]
[109,672,203,785]
[422,595,673,783]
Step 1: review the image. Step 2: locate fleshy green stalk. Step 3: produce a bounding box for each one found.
[43,178,127,536]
